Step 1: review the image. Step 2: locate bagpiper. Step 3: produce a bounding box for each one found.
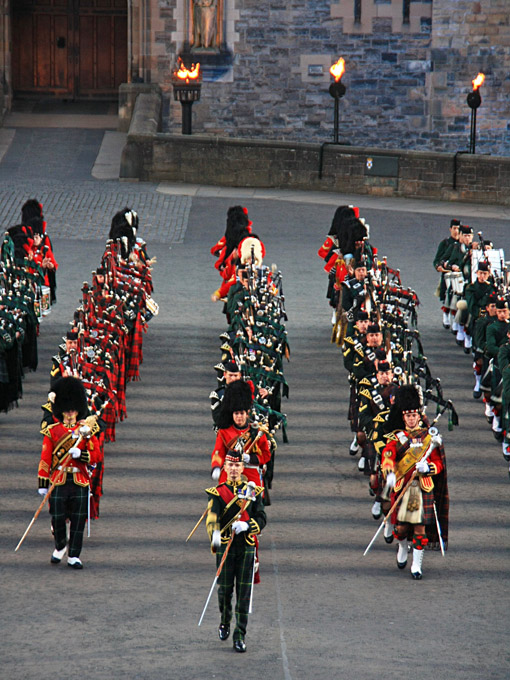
[380,385,449,580]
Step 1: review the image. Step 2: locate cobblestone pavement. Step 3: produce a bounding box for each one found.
[0,129,192,243]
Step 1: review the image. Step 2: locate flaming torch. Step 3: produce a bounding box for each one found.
[171,58,202,135]
[329,57,346,144]
[467,72,485,154]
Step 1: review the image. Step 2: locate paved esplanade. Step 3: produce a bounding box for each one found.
[0,113,508,680]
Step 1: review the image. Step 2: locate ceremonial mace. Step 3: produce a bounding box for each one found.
[198,482,257,626]
[14,424,92,552]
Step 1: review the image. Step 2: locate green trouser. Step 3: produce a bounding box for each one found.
[216,538,255,641]
[50,479,88,558]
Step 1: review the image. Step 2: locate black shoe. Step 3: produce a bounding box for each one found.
[443,323,450,329]
[218,624,230,641]
[456,339,464,346]
[411,570,423,580]
[493,430,504,443]
[384,534,394,544]
[464,347,471,354]
[233,639,246,653]
[473,389,481,399]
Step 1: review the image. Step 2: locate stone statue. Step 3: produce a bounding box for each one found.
[192,0,217,49]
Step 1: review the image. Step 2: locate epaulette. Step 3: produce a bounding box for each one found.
[374,410,389,424]
[384,431,399,442]
[359,388,372,399]
[209,391,219,400]
[41,400,52,413]
[252,485,264,497]
[205,486,220,496]
[359,377,371,387]
[40,422,53,437]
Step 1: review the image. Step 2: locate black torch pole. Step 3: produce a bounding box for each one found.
[329,80,346,144]
[469,107,476,154]
[182,102,193,135]
[333,98,339,144]
[466,88,481,155]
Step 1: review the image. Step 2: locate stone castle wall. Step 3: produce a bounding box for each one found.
[145,0,509,155]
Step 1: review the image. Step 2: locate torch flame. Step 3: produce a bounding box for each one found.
[175,58,200,82]
[330,57,345,83]
[472,72,485,90]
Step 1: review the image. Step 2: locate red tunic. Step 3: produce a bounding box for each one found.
[211,424,271,487]
[381,428,444,493]
[38,421,101,488]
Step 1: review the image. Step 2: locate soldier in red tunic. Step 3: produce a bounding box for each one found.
[211,380,271,493]
[38,377,101,569]
[381,385,449,580]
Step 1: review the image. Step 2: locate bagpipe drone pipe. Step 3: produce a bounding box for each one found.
[210,215,289,494]
[318,205,458,431]
[0,201,59,413]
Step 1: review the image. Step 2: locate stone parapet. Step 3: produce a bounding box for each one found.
[120,91,162,179]
[120,125,510,206]
[118,83,162,132]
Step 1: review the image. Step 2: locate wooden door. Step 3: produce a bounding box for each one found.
[12,0,127,99]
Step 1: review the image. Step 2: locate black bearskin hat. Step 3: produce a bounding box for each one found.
[223,206,251,262]
[21,198,43,223]
[216,379,253,429]
[52,377,89,422]
[109,208,139,259]
[328,206,356,238]
[384,384,422,434]
[328,206,368,257]
[25,216,44,235]
[7,225,33,260]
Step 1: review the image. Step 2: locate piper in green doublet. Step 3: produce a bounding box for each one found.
[205,451,266,653]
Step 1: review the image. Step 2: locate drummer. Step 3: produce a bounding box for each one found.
[442,225,477,340]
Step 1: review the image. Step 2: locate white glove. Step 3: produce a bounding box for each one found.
[211,530,221,551]
[386,472,396,489]
[416,460,430,474]
[432,434,442,447]
[38,488,48,496]
[232,520,249,534]
[70,447,81,460]
[242,453,251,464]
[211,467,221,482]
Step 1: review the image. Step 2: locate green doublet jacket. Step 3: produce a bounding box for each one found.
[205,480,266,549]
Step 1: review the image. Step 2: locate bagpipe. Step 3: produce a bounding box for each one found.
[320,204,458,428]
[44,214,157,513]
[0,232,48,412]
[210,226,290,462]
